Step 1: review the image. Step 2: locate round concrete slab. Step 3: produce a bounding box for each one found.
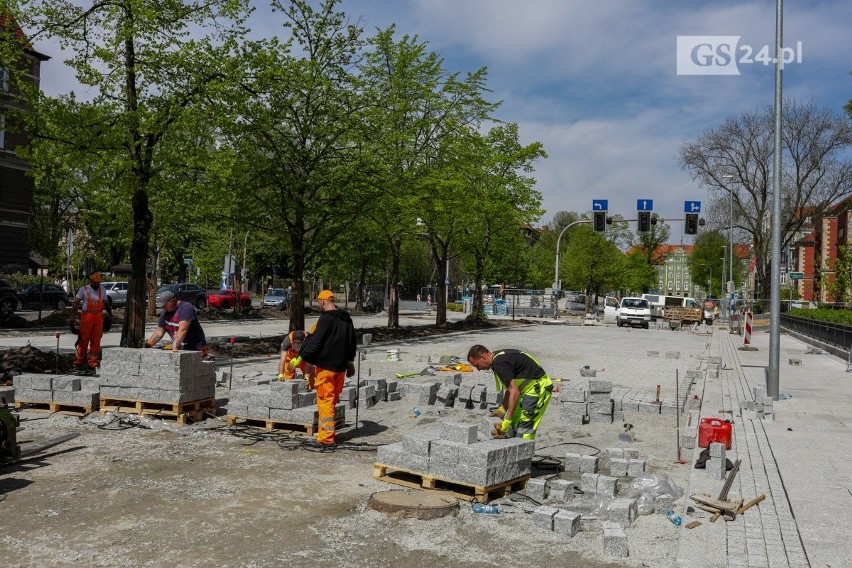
[367,490,459,520]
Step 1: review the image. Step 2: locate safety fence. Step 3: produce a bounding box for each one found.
[780,314,852,350]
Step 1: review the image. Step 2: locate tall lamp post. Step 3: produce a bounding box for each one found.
[700,263,713,298]
[553,219,593,318]
[723,174,736,331]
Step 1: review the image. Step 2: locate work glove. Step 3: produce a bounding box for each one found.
[488,405,506,419]
[346,362,355,378]
[491,425,505,439]
[500,419,513,436]
[277,373,286,382]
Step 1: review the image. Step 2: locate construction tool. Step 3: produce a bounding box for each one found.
[675,369,685,463]
[718,459,741,501]
[395,366,438,379]
[1,400,80,463]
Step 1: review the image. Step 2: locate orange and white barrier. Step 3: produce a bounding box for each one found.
[743,311,753,345]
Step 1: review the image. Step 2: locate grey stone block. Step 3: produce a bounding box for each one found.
[647,350,659,357]
[654,493,674,514]
[458,439,506,469]
[596,475,617,497]
[246,405,270,419]
[665,351,680,359]
[227,402,249,416]
[68,390,100,407]
[401,428,441,457]
[271,381,300,396]
[51,376,81,392]
[588,380,612,393]
[603,522,629,557]
[788,358,802,366]
[388,391,401,401]
[588,392,613,405]
[606,447,625,460]
[580,366,596,377]
[442,373,462,387]
[429,439,463,466]
[99,386,139,400]
[478,416,502,440]
[561,413,587,425]
[377,443,429,473]
[553,510,581,536]
[298,392,317,407]
[709,442,725,459]
[627,459,646,477]
[706,457,726,479]
[526,477,548,501]
[291,407,319,423]
[532,505,560,530]
[580,473,599,494]
[608,497,638,526]
[564,453,582,473]
[548,479,574,502]
[609,458,629,477]
[682,427,697,449]
[14,374,53,391]
[579,454,599,473]
[622,447,640,460]
[560,401,588,415]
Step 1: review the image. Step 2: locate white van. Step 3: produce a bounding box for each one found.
[641,294,698,320]
[603,296,651,328]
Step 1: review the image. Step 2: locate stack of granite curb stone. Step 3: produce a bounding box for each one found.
[99,347,215,404]
[12,374,100,409]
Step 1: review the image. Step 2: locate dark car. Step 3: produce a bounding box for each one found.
[364,297,384,313]
[154,283,207,310]
[0,279,17,318]
[16,283,73,311]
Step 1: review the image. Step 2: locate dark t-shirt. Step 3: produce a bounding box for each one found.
[158,301,206,350]
[491,349,546,390]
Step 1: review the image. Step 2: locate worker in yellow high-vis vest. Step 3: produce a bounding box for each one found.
[467,345,553,440]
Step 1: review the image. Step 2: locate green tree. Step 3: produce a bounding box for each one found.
[687,230,728,298]
[825,243,852,304]
[17,0,249,346]
[359,28,498,327]
[562,225,622,311]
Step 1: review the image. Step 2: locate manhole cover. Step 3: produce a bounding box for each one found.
[368,490,459,520]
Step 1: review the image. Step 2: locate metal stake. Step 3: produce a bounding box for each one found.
[354,349,361,432]
[55,332,60,374]
[228,336,235,390]
[676,369,685,463]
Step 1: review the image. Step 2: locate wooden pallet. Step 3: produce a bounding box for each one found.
[99,397,215,425]
[373,462,530,503]
[225,414,344,436]
[15,399,97,417]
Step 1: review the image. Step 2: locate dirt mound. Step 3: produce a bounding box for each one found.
[0,344,75,383]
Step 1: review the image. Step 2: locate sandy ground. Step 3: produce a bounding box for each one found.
[2,321,703,568]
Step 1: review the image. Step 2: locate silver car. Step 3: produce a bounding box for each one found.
[262,288,290,310]
[101,281,129,307]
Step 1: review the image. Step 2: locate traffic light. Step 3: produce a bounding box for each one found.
[638,211,651,232]
[685,213,699,235]
[593,211,607,232]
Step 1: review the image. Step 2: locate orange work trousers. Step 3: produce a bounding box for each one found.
[74,311,104,368]
[314,368,345,445]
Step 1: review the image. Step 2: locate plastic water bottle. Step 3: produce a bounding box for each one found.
[471,503,499,514]
[412,407,421,417]
[665,510,682,526]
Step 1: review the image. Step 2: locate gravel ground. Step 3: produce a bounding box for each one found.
[2,319,709,567]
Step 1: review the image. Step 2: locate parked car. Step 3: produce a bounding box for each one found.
[16,283,73,311]
[101,281,129,307]
[208,289,252,309]
[0,279,17,318]
[615,297,651,328]
[261,288,290,310]
[155,283,208,310]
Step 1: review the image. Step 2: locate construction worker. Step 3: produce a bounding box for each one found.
[288,290,356,447]
[145,291,208,356]
[277,330,315,389]
[70,271,111,373]
[467,345,554,440]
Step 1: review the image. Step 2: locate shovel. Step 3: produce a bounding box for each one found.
[395,366,438,379]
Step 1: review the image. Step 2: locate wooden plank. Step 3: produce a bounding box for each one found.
[685,520,702,529]
[99,397,215,421]
[225,414,342,436]
[691,494,739,514]
[15,400,96,416]
[736,494,766,515]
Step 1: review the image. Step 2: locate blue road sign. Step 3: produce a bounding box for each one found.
[684,200,702,213]
[593,199,608,211]
[637,199,653,211]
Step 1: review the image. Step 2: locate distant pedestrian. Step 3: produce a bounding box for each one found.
[416,293,421,302]
[426,294,432,306]
[288,290,356,447]
[61,278,69,294]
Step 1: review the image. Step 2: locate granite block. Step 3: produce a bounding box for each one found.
[596,475,617,497]
[627,459,646,477]
[608,498,637,526]
[548,479,574,502]
[377,443,429,473]
[14,374,53,391]
[559,388,587,403]
[0,385,15,404]
[564,452,582,473]
[654,493,674,514]
[290,407,319,423]
[246,405,270,419]
[588,380,612,393]
[526,477,548,501]
[51,376,81,392]
[579,454,599,473]
[603,522,629,557]
[638,402,661,414]
[553,510,581,536]
[441,422,478,445]
[709,442,725,459]
[581,473,599,494]
[401,428,441,457]
[532,506,560,530]
[429,439,463,465]
[560,401,588,415]
[609,458,629,477]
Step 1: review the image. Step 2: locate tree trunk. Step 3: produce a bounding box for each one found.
[386,243,401,328]
[355,256,368,311]
[435,254,448,325]
[121,188,152,347]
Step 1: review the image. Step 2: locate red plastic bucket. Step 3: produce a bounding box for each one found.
[698,417,732,449]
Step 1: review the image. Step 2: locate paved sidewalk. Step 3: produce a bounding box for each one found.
[678,327,851,568]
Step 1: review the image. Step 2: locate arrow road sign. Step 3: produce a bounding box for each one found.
[684,200,702,213]
[593,199,608,211]
[637,199,653,211]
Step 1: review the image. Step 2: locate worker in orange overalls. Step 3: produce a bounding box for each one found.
[70,271,110,373]
[277,330,315,389]
[288,290,356,447]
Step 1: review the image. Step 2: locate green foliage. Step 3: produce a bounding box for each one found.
[787,308,852,325]
[824,244,852,303]
[0,272,47,290]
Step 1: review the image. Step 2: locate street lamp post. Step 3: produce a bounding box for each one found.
[723,174,736,332]
[700,263,712,297]
[721,246,727,321]
[553,219,593,318]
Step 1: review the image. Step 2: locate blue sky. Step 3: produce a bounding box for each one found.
[37,0,851,240]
